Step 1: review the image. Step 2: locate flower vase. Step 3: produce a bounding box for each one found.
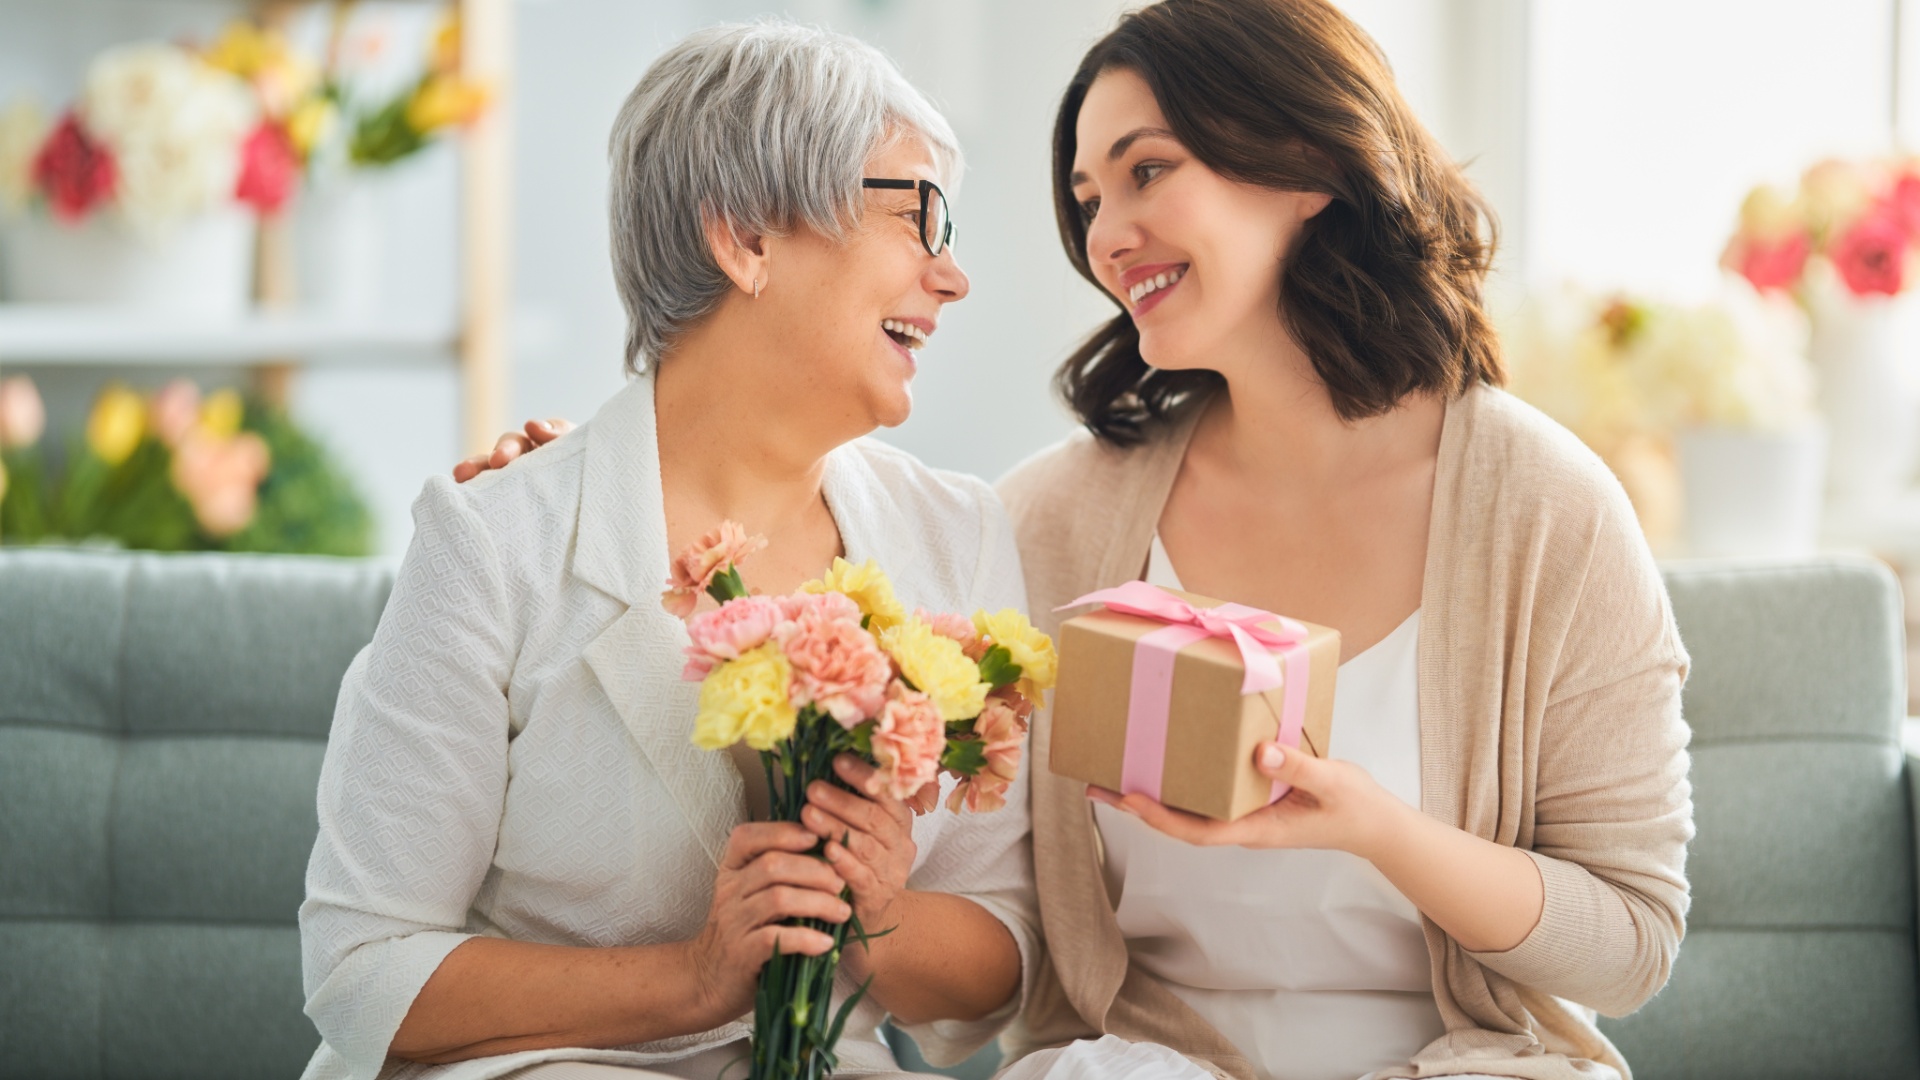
[1806,292,1919,508]
[296,172,386,319]
[0,207,256,316]
[1677,425,1826,557]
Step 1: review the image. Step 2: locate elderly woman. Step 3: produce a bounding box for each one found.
[299,22,1035,1080]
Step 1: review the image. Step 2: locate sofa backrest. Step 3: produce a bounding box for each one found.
[1599,557,1918,1079]
[0,550,392,1080]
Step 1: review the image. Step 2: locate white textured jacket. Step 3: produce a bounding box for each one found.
[298,375,1038,1080]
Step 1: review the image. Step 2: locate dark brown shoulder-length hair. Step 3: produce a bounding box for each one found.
[1053,0,1504,445]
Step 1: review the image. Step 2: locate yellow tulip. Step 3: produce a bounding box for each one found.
[86,384,147,466]
[204,22,272,77]
[286,97,334,157]
[405,74,488,134]
[199,389,245,439]
[430,12,464,75]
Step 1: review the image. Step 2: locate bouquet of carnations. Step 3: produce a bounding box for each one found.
[665,523,1055,1080]
[1723,157,1920,300]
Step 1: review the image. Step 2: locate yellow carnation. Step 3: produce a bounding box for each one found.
[86,385,146,466]
[973,607,1059,701]
[692,643,797,752]
[803,557,906,634]
[881,617,989,721]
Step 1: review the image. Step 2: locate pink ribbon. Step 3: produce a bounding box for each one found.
[1060,580,1311,804]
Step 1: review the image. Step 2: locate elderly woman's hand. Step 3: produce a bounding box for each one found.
[802,755,917,974]
[685,821,852,1028]
[452,418,573,483]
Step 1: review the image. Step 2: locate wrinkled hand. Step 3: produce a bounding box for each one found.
[1090,741,1413,859]
[801,755,917,977]
[452,418,573,483]
[685,822,852,1028]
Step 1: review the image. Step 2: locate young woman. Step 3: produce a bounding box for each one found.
[304,24,1037,1080]
[994,2,1690,1078]
[474,3,1691,1078]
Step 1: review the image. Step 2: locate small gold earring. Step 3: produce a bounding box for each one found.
[752,277,762,299]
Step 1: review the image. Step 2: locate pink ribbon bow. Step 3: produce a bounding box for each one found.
[1060,580,1311,804]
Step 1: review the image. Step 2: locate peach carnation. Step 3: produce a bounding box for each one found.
[662,521,766,618]
[783,601,891,727]
[872,682,946,801]
[683,595,789,680]
[947,695,1025,814]
[919,608,986,660]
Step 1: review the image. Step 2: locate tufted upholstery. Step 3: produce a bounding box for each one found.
[1598,556,1918,1079]
[2,549,1916,1079]
[0,550,391,1080]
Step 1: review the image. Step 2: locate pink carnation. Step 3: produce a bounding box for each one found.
[662,521,767,618]
[872,682,946,801]
[778,590,863,625]
[919,608,986,660]
[947,695,1025,814]
[235,121,300,214]
[783,602,891,727]
[682,595,789,680]
[1831,207,1911,297]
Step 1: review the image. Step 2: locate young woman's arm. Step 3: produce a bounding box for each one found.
[1094,746,1542,952]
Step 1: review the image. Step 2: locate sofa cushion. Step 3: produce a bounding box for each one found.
[1599,557,1917,1080]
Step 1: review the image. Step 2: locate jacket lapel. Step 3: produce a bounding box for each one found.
[576,375,741,868]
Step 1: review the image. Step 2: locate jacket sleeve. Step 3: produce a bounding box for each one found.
[891,490,1043,1065]
[298,476,518,1079]
[1464,491,1694,1017]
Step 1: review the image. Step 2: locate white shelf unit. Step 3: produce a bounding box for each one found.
[0,306,459,366]
[0,0,511,453]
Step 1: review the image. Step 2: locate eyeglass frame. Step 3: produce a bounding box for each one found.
[861,178,955,257]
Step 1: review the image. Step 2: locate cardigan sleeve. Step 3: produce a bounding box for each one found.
[890,490,1044,1066]
[1464,490,1694,1018]
[298,476,518,1080]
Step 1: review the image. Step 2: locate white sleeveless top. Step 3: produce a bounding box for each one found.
[1088,534,1442,1080]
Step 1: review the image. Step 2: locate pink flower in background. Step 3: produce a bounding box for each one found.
[148,378,202,448]
[784,603,891,727]
[683,595,789,679]
[32,112,115,221]
[1831,208,1911,297]
[1888,173,1920,237]
[947,696,1025,814]
[1730,231,1810,294]
[0,375,46,449]
[919,608,985,660]
[871,682,945,800]
[235,120,298,213]
[170,429,270,537]
[662,521,768,618]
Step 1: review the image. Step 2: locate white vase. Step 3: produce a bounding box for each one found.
[1677,425,1827,557]
[0,207,256,316]
[297,173,386,319]
[1806,293,1919,508]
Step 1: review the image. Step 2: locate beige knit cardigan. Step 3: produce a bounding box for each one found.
[994,384,1693,1080]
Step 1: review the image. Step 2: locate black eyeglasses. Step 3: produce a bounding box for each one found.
[862,178,954,257]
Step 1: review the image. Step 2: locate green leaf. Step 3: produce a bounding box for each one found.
[978,644,1022,689]
[706,564,750,605]
[942,737,988,775]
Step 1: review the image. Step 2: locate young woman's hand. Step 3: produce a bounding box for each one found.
[452,418,573,482]
[800,754,917,976]
[685,821,852,1028]
[1090,741,1415,861]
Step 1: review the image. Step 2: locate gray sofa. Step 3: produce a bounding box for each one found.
[0,549,1912,1079]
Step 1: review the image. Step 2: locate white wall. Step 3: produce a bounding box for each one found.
[1525,0,1897,299]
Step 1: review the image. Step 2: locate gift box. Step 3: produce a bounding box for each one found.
[1049,581,1340,821]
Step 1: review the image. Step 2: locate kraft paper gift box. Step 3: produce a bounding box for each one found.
[1049,581,1340,822]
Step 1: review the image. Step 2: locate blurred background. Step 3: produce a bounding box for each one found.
[7,0,1920,695]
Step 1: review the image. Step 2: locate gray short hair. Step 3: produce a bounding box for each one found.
[608,21,963,372]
